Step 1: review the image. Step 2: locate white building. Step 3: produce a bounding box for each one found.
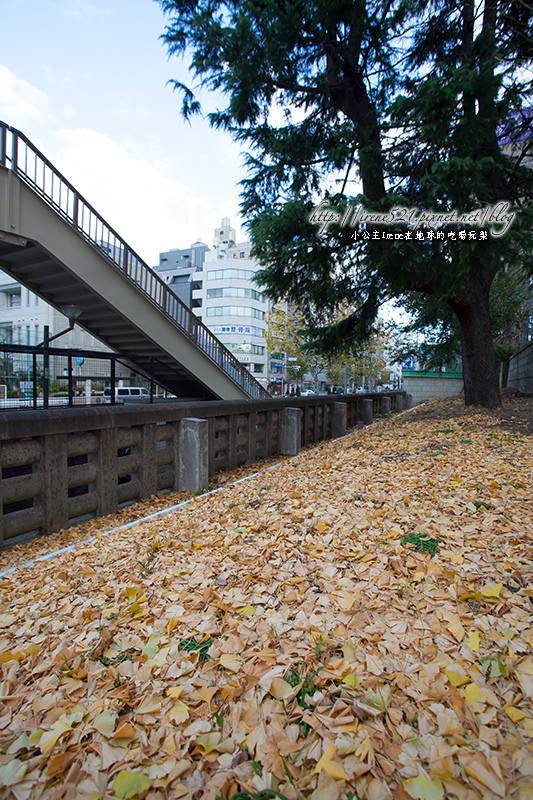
[190,219,270,387]
[0,271,102,350]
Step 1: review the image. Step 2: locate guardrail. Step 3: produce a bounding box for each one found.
[0,121,269,400]
[0,392,405,547]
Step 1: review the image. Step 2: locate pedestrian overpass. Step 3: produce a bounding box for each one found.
[0,122,269,401]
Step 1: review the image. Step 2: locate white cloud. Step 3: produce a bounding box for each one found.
[58,0,108,22]
[0,65,247,264]
[51,128,222,264]
[0,64,50,125]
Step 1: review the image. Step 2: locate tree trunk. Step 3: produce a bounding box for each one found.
[450,281,502,408]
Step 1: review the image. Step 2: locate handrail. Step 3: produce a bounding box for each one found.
[0,121,270,399]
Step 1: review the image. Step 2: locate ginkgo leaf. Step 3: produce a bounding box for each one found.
[141,634,160,658]
[135,694,162,715]
[464,753,506,797]
[39,721,71,754]
[505,705,526,722]
[112,770,152,799]
[236,604,256,616]
[113,722,136,739]
[0,759,27,787]
[269,677,297,700]
[403,775,444,800]
[464,683,486,706]
[446,621,465,642]
[146,759,177,780]
[314,741,349,780]
[219,653,241,672]
[7,733,29,755]
[195,732,221,751]
[342,673,361,688]
[166,685,185,699]
[28,729,44,746]
[167,618,179,633]
[480,582,502,598]
[465,630,481,651]
[444,666,469,687]
[92,710,117,736]
[169,700,190,723]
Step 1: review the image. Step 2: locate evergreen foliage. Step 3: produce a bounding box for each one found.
[157,0,533,407]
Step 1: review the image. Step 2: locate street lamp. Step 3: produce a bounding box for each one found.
[36,304,83,347]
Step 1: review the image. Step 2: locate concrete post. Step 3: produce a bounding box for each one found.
[179,417,208,493]
[394,394,404,412]
[331,402,347,439]
[0,442,4,548]
[280,407,302,455]
[41,433,68,534]
[380,397,391,416]
[96,427,118,517]
[361,399,373,426]
[139,423,158,498]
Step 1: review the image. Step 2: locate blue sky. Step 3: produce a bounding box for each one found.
[0,0,249,265]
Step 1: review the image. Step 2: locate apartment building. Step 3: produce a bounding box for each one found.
[155,240,209,308]
[191,219,270,387]
[154,219,271,389]
[0,270,101,349]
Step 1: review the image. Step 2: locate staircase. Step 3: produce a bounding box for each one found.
[0,122,270,401]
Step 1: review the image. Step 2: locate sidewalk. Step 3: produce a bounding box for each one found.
[0,398,532,800]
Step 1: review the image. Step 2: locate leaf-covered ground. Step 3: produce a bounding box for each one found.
[0,398,532,800]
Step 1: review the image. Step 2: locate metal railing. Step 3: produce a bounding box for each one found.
[0,341,179,409]
[0,121,270,399]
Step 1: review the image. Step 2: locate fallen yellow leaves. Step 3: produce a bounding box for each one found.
[314,741,349,780]
[0,398,532,798]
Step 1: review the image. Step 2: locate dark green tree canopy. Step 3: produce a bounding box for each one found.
[157,0,533,407]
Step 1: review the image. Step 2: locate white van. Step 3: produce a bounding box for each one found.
[103,386,151,403]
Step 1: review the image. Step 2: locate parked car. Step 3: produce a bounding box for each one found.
[301,388,315,396]
[103,386,151,404]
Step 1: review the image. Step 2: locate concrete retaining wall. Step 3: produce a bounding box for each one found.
[0,391,404,547]
[508,342,533,394]
[402,372,464,405]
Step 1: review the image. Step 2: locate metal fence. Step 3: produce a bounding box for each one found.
[0,343,172,410]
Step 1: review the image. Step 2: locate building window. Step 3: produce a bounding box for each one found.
[206,306,265,320]
[0,326,12,344]
[253,364,264,373]
[207,268,255,281]
[230,343,265,355]
[207,287,264,301]
[8,292,21,308]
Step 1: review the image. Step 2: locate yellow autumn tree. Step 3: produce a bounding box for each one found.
[264,303,327,392]
[266,301,393,392]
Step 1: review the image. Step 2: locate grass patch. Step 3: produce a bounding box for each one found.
[401,531,440,557]
[178,636,213,661]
